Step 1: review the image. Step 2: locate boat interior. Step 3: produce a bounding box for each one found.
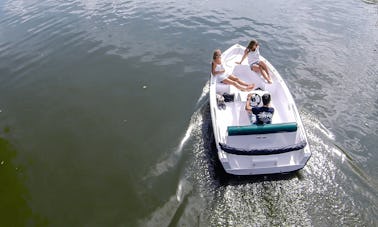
[212,48,304,150]
[215,65,297,125]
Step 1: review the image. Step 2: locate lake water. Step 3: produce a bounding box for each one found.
[0,0,377,226]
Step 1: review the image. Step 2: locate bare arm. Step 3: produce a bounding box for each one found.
[236,49,249,64]
[211,62,225,75]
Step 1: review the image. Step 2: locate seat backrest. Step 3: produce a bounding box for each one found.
[227,122,297,136]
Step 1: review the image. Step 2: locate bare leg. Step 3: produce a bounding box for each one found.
[258,61,269,74]
[252,64,272,84]
[251,65,260,73]
[222,78,253,91]
[259,61,273,83]
[260,67,272,84]
[228,75,255,88]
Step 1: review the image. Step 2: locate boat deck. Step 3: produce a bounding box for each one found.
[209,44,311,175]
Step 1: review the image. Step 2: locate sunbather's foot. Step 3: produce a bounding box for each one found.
[245,86,254,92]
[264,75,273,84]
[267,74,273,84]
[247,83,255,90]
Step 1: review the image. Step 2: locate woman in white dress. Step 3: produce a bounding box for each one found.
[212,49,255,91]
[236,39,273,84]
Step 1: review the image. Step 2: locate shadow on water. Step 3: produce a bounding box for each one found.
[0,130,46,226]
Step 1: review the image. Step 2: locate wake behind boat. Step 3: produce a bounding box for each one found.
[210,44,311,175]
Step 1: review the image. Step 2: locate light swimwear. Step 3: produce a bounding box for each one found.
[214,63,229,82]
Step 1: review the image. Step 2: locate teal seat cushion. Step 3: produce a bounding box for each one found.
[227,122,298,136]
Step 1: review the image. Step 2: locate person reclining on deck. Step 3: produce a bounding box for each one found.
[246,93,275,124]
[212,49,255,91]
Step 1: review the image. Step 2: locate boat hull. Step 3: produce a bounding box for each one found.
[209,44,311,176]
[218,146,311,176]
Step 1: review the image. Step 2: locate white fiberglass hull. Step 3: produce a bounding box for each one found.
[210,44,311,175]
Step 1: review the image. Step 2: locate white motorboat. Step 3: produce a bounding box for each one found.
[209,44,311,175]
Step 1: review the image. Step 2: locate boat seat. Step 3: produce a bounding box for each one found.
[227,122,298,136]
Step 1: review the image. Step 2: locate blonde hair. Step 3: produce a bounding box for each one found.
[213,49,221,60]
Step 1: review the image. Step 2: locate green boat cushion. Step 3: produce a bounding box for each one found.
[227,122,298,136]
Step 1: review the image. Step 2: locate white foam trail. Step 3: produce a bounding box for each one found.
[144,83,206,179]
[144,111,202,179]
[142,179,193,227]
[331,147,346,162]
[301,110,335,140]
[314,120,335,140]
[300,111,346,166]
[176,124,193,154]
[196,81,209,105]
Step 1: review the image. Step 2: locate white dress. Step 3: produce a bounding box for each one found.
[247,46,260,66]
[214,63,229,82]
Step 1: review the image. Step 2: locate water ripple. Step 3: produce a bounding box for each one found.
[0,0,377,226]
